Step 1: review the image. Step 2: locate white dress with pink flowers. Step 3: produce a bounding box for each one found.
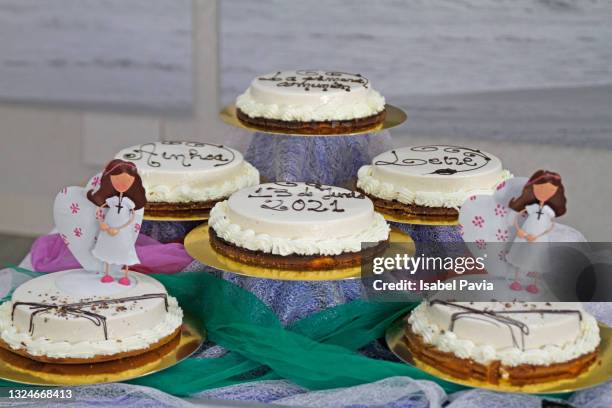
[91,196,140,266]
[506,203,555,273]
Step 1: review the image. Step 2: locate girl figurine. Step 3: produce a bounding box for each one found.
[506,170,566,294]
[87,160,146,285]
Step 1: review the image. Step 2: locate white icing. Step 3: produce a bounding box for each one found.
[357,145,511,208]
[116,141,259,203]
[209,182,390,256]
[236,70,385,121]
[408,302,600,367]
[0,270,183,359]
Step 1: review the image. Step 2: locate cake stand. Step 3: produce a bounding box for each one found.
[213,104,418,324]
[221,104,405,187]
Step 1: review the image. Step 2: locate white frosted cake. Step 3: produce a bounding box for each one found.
[208,182,390,269]
[235,70,386,134]
[357,145,511,220]
[0,270,183,363]
[116,141,259,215]
[406,301,600,385]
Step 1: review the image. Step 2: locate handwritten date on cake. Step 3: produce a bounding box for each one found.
[248,183,365,213]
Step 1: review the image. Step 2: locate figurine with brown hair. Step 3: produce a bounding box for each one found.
[88,159,147,285]
[506,170,566,293]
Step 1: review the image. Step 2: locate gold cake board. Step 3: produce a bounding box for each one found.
[185,225,415,281]
[386,317,611,394]
[143,211,209,222]
[382,212,460,226]
[219,104,407,137]
[0,315,204,386]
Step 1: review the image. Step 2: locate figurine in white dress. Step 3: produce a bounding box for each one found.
[506,170,566,294]
[87,160,147,285]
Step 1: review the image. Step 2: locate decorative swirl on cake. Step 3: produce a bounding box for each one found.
[357,165,512,208]
[429,300,583,351]
[209,200,390,257]
[408,302,600,367]
[0,297,183,360]
[11,294,169,341]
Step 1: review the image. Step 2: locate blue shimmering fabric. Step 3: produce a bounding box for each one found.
[141,220,201,243]
[245,131,393,186]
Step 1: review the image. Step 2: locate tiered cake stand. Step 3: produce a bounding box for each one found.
[183,104,411,325]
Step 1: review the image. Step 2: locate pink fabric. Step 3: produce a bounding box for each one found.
[31,233,193,274]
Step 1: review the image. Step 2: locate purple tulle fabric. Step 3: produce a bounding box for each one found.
[30,233,192,274]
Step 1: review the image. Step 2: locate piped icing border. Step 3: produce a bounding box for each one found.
[236,90,385,122]
[0,297,183,360]
[407,302,600,367]
[357,166,512,208]
[208,200,390,257]
[146,162,259,203]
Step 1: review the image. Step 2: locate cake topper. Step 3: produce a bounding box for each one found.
[53,160,145,286]
[459,170,584,296]
[505,170,566,293]
[87,160,146,285]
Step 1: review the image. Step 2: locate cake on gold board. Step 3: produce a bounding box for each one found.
[0,270,183,364]
[235,70,387,135]
[357,145,511,223]
[116,141,259,218]
[208,182,390,270]
[404,301,600,386]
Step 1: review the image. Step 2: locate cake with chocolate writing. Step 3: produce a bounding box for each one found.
[0,270,183,363]
[116,141,259,216]
[208,182,390,270]
[235,70,386,135]
[357,145,511,221]
[405,301,600,385]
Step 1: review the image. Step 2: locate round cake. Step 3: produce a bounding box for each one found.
[208,182,390,270]
[116,141,259,216]
[0,270,183,363]
[406,301,600,385]
[235,70,386,135]
[357,145,511,221]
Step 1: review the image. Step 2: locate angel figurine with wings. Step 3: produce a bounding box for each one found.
[53,159,145,286]
[460,170,583,296]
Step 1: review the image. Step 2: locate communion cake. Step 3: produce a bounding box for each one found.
[116,141,259,216]
[357,145,511,221]
[0,270,183,363]
[405,301,600,385]
[235,70,386,134]
[208,182,390,270]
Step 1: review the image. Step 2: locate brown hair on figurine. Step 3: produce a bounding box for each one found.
[508,170,566,217]
[87,159,147,210]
